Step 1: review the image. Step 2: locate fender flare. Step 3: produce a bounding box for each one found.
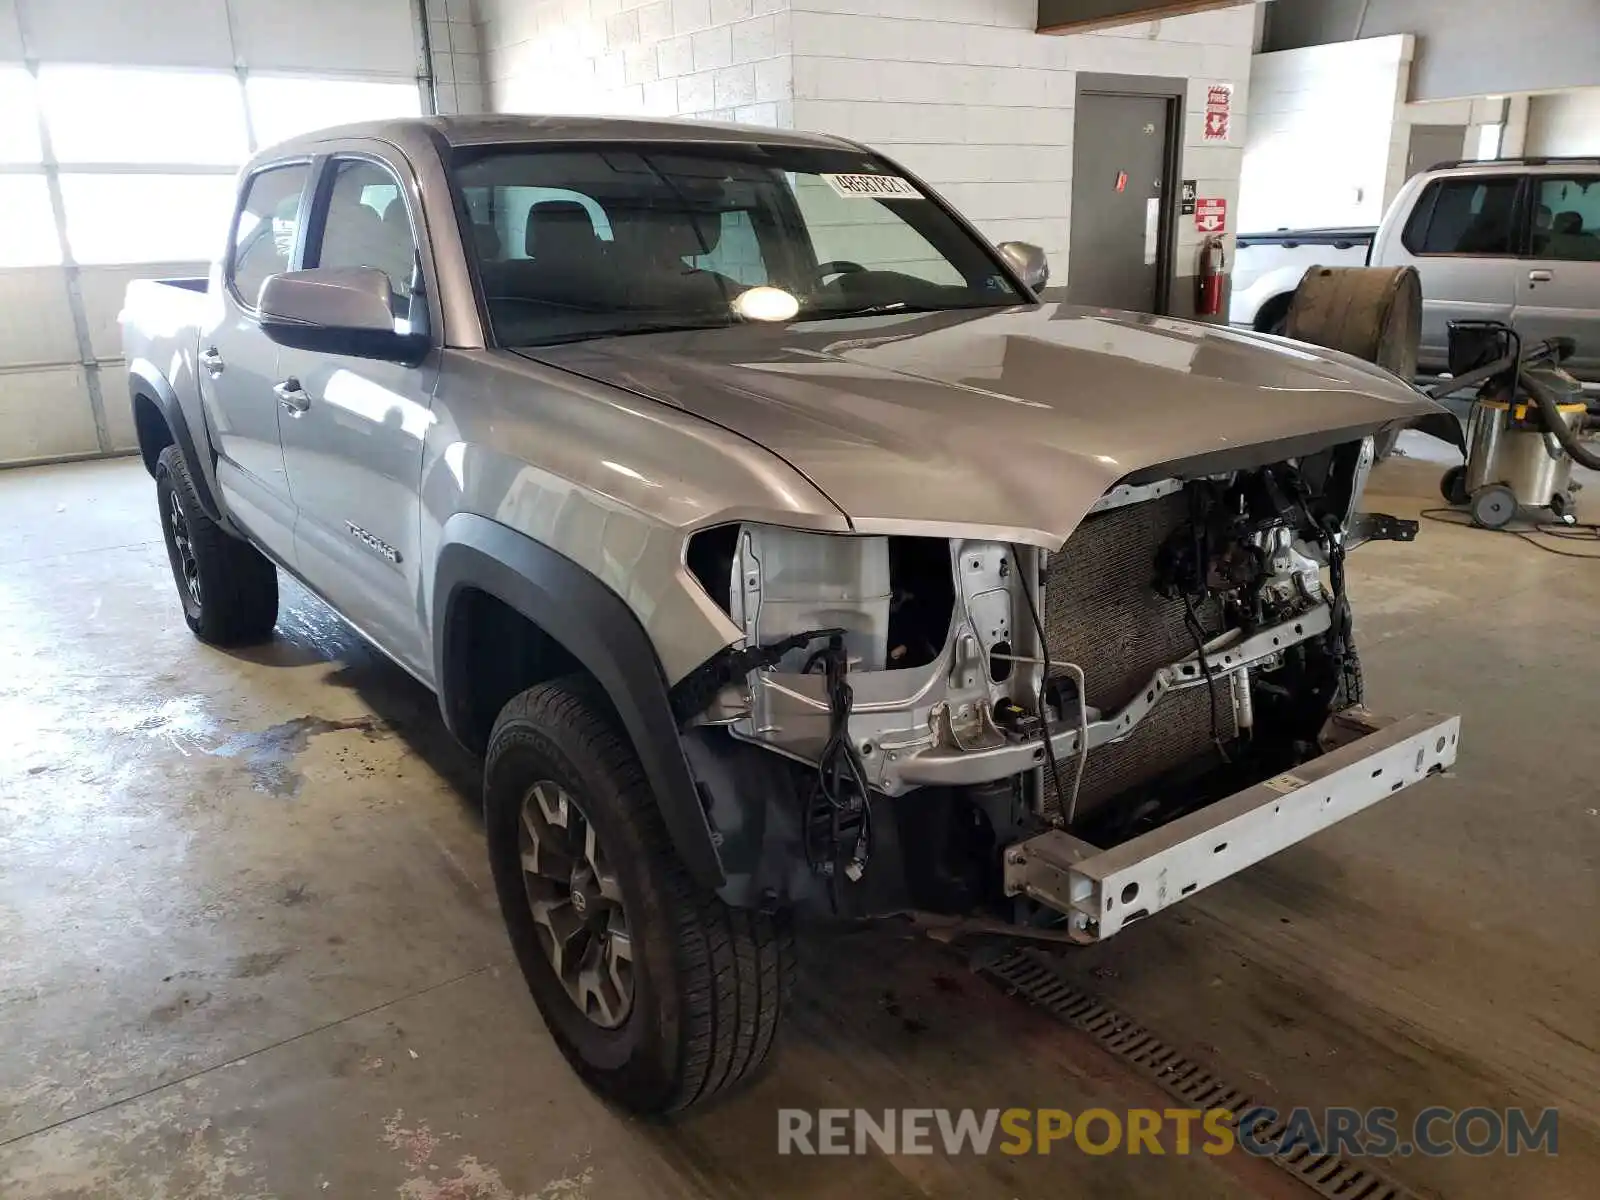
[433,513,725,889]
[127,359,226,525]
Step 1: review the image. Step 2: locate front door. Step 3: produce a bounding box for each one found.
[202,161,312,565]
[276,151,437,679]
[1068,91,1171,312]
[1513,172,1600,381]
[1385,173,1522,372]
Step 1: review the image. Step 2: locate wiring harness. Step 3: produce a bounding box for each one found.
[800,633,874,883]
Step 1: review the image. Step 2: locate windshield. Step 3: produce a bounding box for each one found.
[451,143,1025,347]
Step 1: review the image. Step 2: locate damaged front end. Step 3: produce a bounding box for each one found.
[672,436,1456,938]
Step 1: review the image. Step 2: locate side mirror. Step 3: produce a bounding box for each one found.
[258,266,428,365]
[997,241,1050,292]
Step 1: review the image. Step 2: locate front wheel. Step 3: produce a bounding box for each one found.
[485,679,794,1113]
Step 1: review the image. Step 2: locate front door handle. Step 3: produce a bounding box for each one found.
[273,379,311,415]
[199,346,225,377]
[1529,269,1555,283]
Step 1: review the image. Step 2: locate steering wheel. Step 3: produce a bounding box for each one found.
[816,260,867,282]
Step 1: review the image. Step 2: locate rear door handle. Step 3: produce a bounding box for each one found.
[199,347,225,377]
[1529,269,1555,283]
[273,379,311,414]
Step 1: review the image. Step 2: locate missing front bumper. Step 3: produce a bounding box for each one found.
[1001,709,1460,942]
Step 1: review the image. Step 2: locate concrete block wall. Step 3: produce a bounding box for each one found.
[429,0,487,114]
[1240,35,1414,232]
[788,0,1257,294]
[480,0,794,128]
[1407,93,1531,162]
[1527,89,1600,157]
[479,0,1256,300]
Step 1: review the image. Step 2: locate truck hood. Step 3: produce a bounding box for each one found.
[526,303,1450,546]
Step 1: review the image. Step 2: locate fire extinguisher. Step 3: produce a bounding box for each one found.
[1197,234,1227,318]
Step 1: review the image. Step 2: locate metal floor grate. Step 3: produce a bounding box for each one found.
[979,947,1421,1200]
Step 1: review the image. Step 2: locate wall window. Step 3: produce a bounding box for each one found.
[59,174,237,264]
[1532,176,1600,262]
[1402,177,1519,256]
[231,165,311,307]
[0,176,63,268]
[38,66,248,166]
[0,67,43,164]
[246,76,421,151]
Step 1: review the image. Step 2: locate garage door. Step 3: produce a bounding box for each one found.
[0,0,431,468]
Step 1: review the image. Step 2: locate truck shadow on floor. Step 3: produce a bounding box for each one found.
[224,578,486,817]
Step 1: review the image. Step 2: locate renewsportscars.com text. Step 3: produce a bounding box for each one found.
[778,1106,1559,1158]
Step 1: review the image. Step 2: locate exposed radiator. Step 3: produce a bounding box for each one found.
[1039,490,1235,823]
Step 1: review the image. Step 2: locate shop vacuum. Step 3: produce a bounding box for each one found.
[1432,320,1599,529]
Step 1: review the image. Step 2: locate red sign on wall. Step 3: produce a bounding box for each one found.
[1195,197,1227,233]
[1204,84,1232,142]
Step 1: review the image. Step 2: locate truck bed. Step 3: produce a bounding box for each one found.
[120,277,208,370]
[1229,230,1374,329]
[1235,227,1377,250]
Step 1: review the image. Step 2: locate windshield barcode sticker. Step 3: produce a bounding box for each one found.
[822,173,923,200]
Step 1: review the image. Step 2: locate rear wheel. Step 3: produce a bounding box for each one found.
[485,679,794,1113]
[1257,295,1292,337]
[155,446,278,645]
[1439,465,1469,506]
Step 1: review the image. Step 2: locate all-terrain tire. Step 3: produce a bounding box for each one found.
[155,445,278,645]
[485,679,795,1114]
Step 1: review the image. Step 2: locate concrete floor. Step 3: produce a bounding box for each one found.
[1,445,1596,1198]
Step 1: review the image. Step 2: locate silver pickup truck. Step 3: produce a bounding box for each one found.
[1232,156,1600,383]
[122,114,1460,1114]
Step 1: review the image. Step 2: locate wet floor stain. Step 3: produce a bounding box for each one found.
[209,715,388,797]
[106,694,221,758]
[231,949,292,980]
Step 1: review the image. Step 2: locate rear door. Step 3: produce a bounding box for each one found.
[1385,173,1523,371]
[1513,172,1600,380]
[274,147,438,679]
[202,160,311,564]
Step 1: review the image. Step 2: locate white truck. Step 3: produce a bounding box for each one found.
[1231,157,1600,384]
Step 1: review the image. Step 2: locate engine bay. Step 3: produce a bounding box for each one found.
[678,437,1387,918]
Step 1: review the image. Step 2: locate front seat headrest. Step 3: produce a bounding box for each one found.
[526,200,599,257]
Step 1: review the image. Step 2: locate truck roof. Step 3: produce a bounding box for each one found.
[256,113,862,164]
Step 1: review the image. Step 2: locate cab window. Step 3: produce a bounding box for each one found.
[307,157,425,330]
